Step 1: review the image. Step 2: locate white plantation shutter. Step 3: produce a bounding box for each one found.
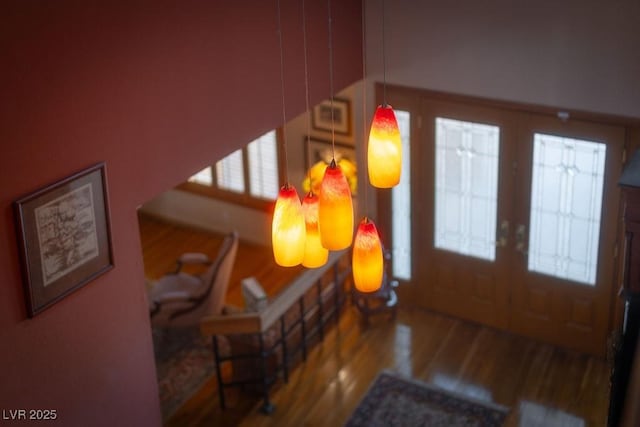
[188,166,213,185]
[247,130,279,200]
[186,130,280,202]
[215,149,245,193]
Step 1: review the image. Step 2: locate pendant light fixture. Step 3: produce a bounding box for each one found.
[318,0,354,251]
[319,159,354,250]
[272,0,306,267]
[368,104,402,187]
[273,185,306,266]
[301,0,328,268]
[353,217,384,292]
[302,192,328,267]
[367,0,402,188]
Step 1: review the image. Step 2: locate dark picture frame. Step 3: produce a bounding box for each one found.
[14,163,114,317]
[311,97,352,136]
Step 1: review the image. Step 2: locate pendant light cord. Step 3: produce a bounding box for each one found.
[328,0,336,160]
[381,0,387,107]
[361,0,369,212]
[277,0,290,184]
[302,0,313,190]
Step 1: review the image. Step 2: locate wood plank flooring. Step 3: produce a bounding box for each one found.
[138,213,612,426]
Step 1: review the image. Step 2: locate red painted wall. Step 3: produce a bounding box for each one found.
[0,1,361,425]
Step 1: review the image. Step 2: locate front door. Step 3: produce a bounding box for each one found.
[417,99,518,331]
[509,114,624,355]
[384,91,624,356]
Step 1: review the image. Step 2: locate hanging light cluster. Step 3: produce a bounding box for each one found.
[273,0,355,268]
[271,0,400,298]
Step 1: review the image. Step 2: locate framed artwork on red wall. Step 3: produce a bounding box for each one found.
[14,162,114,317]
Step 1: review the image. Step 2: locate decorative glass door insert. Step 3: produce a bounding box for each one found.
[527,133,606,285]
[434,117,500,261]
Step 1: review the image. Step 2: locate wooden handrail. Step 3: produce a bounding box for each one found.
[200,250,348,337]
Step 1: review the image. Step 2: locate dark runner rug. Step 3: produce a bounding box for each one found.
[345,371,509,427]
[152,328,215,421]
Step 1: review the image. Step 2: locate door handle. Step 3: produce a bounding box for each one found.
[496,220,509,247]
[515,224,528,255]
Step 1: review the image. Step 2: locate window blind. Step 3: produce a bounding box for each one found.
[248,130,279,200]
[188,166,213,186]
[215,149,245,193]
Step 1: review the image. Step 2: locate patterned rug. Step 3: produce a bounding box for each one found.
[345,371,509,427]
[152,328,215,420]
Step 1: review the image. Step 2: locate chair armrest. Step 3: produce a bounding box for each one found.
[149,290,197,319]
[153,290,192,304]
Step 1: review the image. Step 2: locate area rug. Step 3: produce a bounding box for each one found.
[345,371,509,427]
[152,328,215,420]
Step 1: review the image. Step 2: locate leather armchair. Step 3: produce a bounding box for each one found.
[148,231,239,328]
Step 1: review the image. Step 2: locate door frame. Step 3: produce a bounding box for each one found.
[377,83,639,355]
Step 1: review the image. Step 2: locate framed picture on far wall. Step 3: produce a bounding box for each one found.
[312,97,352,136]
[14,163,114,317]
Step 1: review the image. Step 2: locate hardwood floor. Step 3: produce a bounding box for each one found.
[139,213,612,426]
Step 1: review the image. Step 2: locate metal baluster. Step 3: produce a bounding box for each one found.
[280,316,289,383]
[212,335,226,409]
[299,298,307,361]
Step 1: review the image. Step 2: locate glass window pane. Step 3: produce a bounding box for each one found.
[215,149,245,193]
[392,110,411,280]
[434,117,500,261]
[528,133,606,285]
[247,130,279,200]
[188,166,213,186]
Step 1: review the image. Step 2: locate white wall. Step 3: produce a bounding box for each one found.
[365,0,640,119]
[141,85,360,245]
[141,189,271,245]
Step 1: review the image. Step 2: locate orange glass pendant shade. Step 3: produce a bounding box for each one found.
[319,161,354,250]
[352,218,384,293]
[272,185,306,267]
[368,104,402,188]
[301,193,328,268]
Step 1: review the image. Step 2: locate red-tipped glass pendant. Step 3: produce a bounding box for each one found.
[352,217,384,293]
[301,192,328,268]
[272,185,306,267]
[368,104,402,188]
[319,160,353,250]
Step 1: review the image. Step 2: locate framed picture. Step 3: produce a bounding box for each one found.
[312,97,352,136]
[304,137,357,196]
[14,163,114,317]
